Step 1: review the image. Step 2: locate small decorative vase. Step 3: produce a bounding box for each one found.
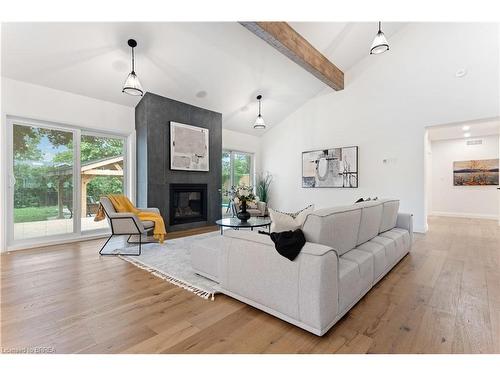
[237,200,251,222]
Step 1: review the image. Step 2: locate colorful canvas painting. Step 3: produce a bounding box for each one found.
[302,146,358,188]
[453,159,499,186]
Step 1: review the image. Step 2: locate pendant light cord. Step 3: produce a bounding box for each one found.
[258,98,261,116]
[378,21,381,33]
[131,47,135,73]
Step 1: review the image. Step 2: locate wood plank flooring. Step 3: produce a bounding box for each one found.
[1,217,499,354]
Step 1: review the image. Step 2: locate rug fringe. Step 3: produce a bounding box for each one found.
[119,255,215,301]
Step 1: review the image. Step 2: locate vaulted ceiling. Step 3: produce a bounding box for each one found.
[1,22,406,134]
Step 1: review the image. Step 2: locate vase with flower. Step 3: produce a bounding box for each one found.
[233,185,258,222]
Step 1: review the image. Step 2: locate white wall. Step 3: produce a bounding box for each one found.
[260,23,500,232]
[0,78,135,251]
[430,135,499,219]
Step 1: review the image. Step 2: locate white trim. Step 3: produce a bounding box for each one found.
[429,211,499,220]
[5,231,110,252]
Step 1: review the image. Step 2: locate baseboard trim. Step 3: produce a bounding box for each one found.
[430,211,499,220]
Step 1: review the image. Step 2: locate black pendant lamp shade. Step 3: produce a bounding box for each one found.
[122,39,144,96]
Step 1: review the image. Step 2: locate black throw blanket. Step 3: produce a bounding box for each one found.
[260,229,306,261]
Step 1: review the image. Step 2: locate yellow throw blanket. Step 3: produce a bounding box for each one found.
[95,195,166,244]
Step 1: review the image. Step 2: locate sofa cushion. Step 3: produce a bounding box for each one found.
[379,229,409,260]
[269,205,314,232]
[338,258,361,313]
[356,241,388,282]
[302,205,361,256]
[379,199,400,233]
[356,201,383,245]
[341,249,374,295]
[370,236,398,266]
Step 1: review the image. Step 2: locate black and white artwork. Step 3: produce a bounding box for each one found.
[170,122,209,171]
[302,146,358,188]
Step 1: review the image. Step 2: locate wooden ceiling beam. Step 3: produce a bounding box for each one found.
[240,22,344,91]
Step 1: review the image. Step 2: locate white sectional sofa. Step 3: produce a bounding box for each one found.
[192,199,413,336]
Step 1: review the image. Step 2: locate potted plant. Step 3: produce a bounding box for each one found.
[233,185,257,222]
[256,172,272,206]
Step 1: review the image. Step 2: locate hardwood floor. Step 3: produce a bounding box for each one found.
[1,217,499,354]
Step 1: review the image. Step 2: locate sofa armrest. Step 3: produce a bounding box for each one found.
[396,213,413,247]
[220,231,339,333]
[107,212,145,234]
[257,201,267,216]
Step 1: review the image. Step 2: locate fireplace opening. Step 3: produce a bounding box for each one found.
[169,183,207,225]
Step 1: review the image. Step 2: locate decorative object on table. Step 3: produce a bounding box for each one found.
[233,185,257,222]
[256,171,273,206]
[302,146,358,188]
[268,204,314,232]
[170,121,209,171]
[453,159,499,186]
[122,39,144,96]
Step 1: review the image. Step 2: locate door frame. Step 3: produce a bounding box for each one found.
[6,116,129,250]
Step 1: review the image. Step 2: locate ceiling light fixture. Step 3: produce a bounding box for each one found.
[254,95,266,129]
[462,125,471,131]
[455,68,467,78]
[464,132,471,138]
[370,22,389,55]
[122,39,144,96]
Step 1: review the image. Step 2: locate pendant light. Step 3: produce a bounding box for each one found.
[122,39,144,96]
[370,22,389,55]
[254,95,266,129]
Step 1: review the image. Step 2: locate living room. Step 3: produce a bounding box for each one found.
[1,0,499,373]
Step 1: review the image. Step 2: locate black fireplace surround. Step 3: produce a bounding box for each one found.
[135,93,222,232]
[169,183,208,225]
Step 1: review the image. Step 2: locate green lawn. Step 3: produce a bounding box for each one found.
[14,206,68,223]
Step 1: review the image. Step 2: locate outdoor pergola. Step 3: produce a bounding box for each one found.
[48,155,124,218]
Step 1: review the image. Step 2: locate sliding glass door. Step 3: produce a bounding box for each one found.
[80,133,125,232]
[12,124,75,241]
[8,118,127,248]
[221,150,254,217]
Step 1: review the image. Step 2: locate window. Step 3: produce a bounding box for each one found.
[8,118,128,247]
[221,150,254,216]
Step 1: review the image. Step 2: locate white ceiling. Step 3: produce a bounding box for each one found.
[290,22,407,72]
[428,118,500,141]
[1,22,406,135]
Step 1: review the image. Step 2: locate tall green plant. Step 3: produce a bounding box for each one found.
[256,172,272,203]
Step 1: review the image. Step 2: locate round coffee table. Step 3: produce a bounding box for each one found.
[216,217,272,235]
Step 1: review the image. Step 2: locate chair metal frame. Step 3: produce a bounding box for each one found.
[99,204,157,256]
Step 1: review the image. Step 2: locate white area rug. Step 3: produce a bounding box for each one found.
[111,231,221,300]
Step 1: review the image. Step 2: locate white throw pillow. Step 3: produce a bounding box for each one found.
[269,205,314,233]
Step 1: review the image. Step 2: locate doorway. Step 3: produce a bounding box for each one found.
[424,118,500,228]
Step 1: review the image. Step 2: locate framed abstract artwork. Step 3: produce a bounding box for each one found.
[302,146,358,188]
[170,121,209,171]
[453,159,499,186]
